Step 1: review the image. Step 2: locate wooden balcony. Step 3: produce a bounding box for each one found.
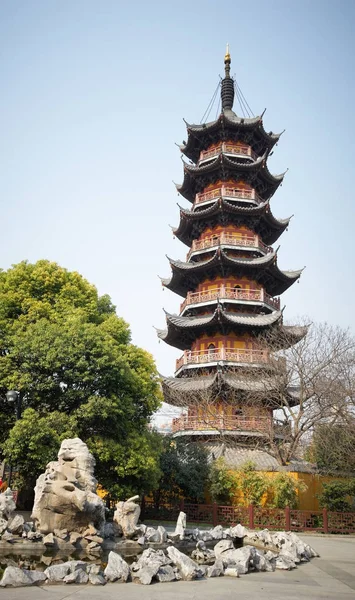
[195,185,261,206]
[180,286,280,314]
[199,142,257,164]
[171,414,290,437]
[176,347,269,372]
[187,232,271,259]
[172,414,271,434]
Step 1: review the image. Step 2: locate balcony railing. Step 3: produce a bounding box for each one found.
[180,286,280,314]
[199,142,257,164]
[195,186,261,206]
[187,233,271,259]
[172,414,272,433]
[176,347,269,372]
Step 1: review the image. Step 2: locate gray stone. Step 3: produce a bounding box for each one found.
[206,559,224,577]
[43,532,55,546]
[167,532,181,542]
[113,495,141,538]
[210,525,224,539]
[44,563,72,582]
[197,529,213,542]
[0,488,16,520]
[251,549,274,572]
[31,438,105,534]
[274,555,296,570]
[40,555,52,567]
[0,566,47,587]
[0,518,8,535]
[174,511,186,540]
[137,535,146,545]
[85,534,103,543]
[87,564,101,575]
[1,530,15,543]
[229,524,248,539]
[132,566,157,585]
[214,539,234,557]
[69,531,82,545]
[87,541,101,552]
[146,528,161,543]
[156,565,177,582]
[7,514,25,534]
[157,525,168,543]
[191,546,215,565]
[167,545,203,580]
[27,531,42,541]
[89,573,106,585]
[220,545,255,574]
[64,570,89,584]
[104,550,130,582]
[224,567,240,577]
[100,522,119,539]
[54,528,69,540]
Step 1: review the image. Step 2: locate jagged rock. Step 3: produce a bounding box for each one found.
[224,567,240,577]
[219,545,256,574]
[132,566,157,585]
[54,528,69,540]
[101,522,120,539]
[274,555,296,570]
[85,534,103,544]
[104,551,130,582]
[131,547,170,583]
[1,531,15,543]
[87,564,101,575]
[174,511,186,540]
[64,570,89,584]
[167,532,180,542]
[83,524,98,537]
[7,514,25,534]
[31,438,105,534]
[289,532,319,559]
[0,518,8,535]
[0,488,16,520]
[166,546,203,580]
[157,525,168,543]
[44,560,87,583]
[89,573,106,585]
[206,559,224,577]
[27,531,42,541]
[87,541,101,552]
[214,539,234,557]
[191,546,215,565]
[40,555,52,567]
[156,565,177,582]
[229,524,248,539]
[0,566,47,587]
[251,549,274,572]
[196,529,213,542]
[69,531,82,545]
[210,525,225,539]
[23,522,33,533]
[145,527,161,543]
[43,532,55,546]
[113,495,140,538]
[137,536,146,545]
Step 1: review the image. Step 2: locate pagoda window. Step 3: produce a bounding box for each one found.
[208,343,216,355]
[234,408,243,416]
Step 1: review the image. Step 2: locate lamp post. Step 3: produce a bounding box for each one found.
[5,390,22,488]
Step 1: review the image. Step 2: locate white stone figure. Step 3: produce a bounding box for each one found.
[113,495,141,538]
[31,438,105,533]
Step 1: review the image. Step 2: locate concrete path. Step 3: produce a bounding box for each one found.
[3,535,355,600]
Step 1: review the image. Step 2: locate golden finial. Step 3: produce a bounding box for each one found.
[225,43,231,63]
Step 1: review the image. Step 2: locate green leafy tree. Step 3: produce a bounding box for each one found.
[0,260,162,502]
[209,457,237,504]
[238,461,269,506]
[269,473,307,508]
[311,422,355,475]
[154,437,210,506]
[318,480,355,512]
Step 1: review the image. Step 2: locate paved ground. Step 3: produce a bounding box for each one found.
[3,535,355,600]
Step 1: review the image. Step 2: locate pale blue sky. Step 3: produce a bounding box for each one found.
[1,0,355,403]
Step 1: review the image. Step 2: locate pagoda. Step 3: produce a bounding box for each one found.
[157,49,306,451]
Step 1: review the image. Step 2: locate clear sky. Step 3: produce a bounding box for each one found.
[1,1,355,421]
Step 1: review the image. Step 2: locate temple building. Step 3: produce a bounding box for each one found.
[157,48,307,465]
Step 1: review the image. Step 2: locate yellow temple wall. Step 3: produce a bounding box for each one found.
[191,331,261,353]
[196,276,260,293]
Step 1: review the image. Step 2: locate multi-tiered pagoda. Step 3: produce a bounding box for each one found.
[158,49,306,451]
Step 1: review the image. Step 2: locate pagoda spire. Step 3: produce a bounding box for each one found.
[221,43,234,111]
